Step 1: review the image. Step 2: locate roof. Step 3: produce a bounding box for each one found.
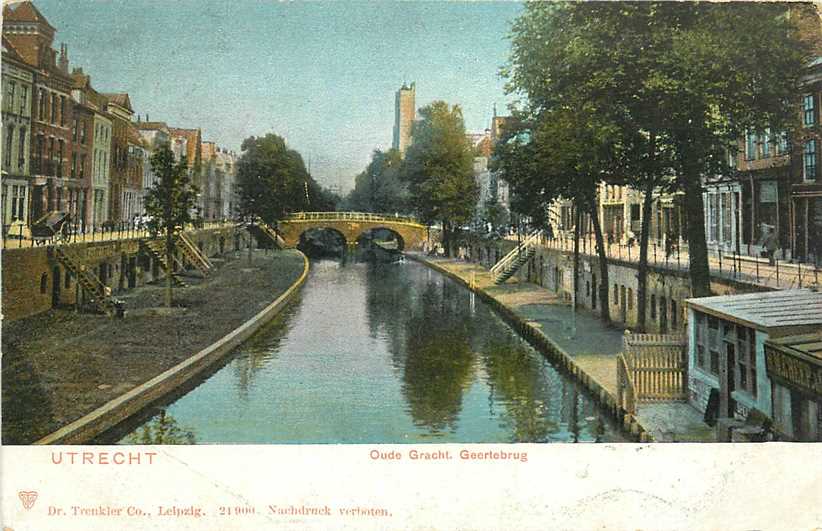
[686,289,822,332]
[3,1,56,31]
[1,36,25,63]
[102,93,134,113]
[765,332,822,365]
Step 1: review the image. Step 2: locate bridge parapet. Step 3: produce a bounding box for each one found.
[284,211,421,226]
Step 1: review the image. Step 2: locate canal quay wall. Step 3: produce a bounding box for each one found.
[34,252,310,445]
[467,240,771,335]
[407,253,653,443]
[2,227,253,321]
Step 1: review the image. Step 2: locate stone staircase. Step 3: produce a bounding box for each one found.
[491,230,542,285]
[53,246,123,317]
[140,239,188,287]
[257,223,287,249]
[177,233,213,276]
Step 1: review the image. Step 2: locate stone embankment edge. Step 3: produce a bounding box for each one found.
[406,253,652,443]
[34,251,311,445]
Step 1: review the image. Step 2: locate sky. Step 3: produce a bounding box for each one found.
[31,0,523,193]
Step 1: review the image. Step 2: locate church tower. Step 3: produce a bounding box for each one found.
[392,82,415,156]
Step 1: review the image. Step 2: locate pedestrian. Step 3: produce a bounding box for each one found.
[764,227,778,266]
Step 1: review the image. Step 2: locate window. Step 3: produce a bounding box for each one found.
[4,126,13,167]
[627,288,633,310]
[708,316,720,375]
[613,284,619,304]
[729,324,757,397]
[708,193,719,242]
[38,89,46,120]
[746,131,757,160]
[57,140,64,178]
[20,86,27,115]
[696,313,706,369]
[65,270,71,289]
[760,129,771,158]
[17,129,25,170]
[50,93,57,123]
[805,140,817,181]
[80,121,86,144]
[777,131,789,155]
[6,81,15,111]
[11,185,25,221]
[80,154,86,179]
[721,192,733,245]
[72,118,78,142]
[59,96,66,127]
[71,153,77,178]
[650,294,657,320]
[804,94,816,127]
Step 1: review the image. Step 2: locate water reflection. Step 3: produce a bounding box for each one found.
[118,256,624,444]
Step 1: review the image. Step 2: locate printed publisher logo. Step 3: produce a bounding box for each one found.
[18,491,38,510]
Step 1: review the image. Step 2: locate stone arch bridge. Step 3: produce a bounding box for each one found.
[276,212,429,251]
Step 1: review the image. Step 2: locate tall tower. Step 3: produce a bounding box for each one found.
[392,82,415,156]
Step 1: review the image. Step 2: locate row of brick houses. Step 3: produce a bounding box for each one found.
[0,1,238,238]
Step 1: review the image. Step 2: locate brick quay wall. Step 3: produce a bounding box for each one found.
[2,228,253,321]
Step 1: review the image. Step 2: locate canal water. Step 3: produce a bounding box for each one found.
[118,257,625,444]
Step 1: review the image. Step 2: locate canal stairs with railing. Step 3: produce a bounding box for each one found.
[177,233,213,276]
[139,239,188,288]
[259,223,287,249]
[53,245,123,317]
[491,230,542,285]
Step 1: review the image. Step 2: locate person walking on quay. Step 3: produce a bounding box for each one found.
[762,225,778,266]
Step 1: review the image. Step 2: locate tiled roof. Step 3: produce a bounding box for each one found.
[3,1,55,30]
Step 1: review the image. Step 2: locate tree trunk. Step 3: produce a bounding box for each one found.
[573,203,580,310]
[248,222,254,266]
[589,197,611,325]
[683,170,712,297]
[636,182,655,332]
[165,228,173,308]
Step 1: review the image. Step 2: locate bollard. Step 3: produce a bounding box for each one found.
[755,256,760,282]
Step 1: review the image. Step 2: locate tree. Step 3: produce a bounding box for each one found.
[237,134,308,226]
[144,144,198,308]
[346,149,409,214]
[506,2,813,301]
[403,101,479,256]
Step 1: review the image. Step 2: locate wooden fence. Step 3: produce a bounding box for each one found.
[616,333,688,413]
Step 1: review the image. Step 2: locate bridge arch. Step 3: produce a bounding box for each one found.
[356,227,405,251]
[276,212,429,251]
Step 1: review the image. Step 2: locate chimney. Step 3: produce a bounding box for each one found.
[146,113,149,122]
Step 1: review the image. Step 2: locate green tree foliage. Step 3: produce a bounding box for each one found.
[236,134,311,225]
[345,149,409,213]
[144,144,198,308]
[403,101,479,255]
[506,2,813,299]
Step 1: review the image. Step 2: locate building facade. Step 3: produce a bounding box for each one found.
[1,36,35,235]
[4,1,77,223]
[392,82,415,156]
